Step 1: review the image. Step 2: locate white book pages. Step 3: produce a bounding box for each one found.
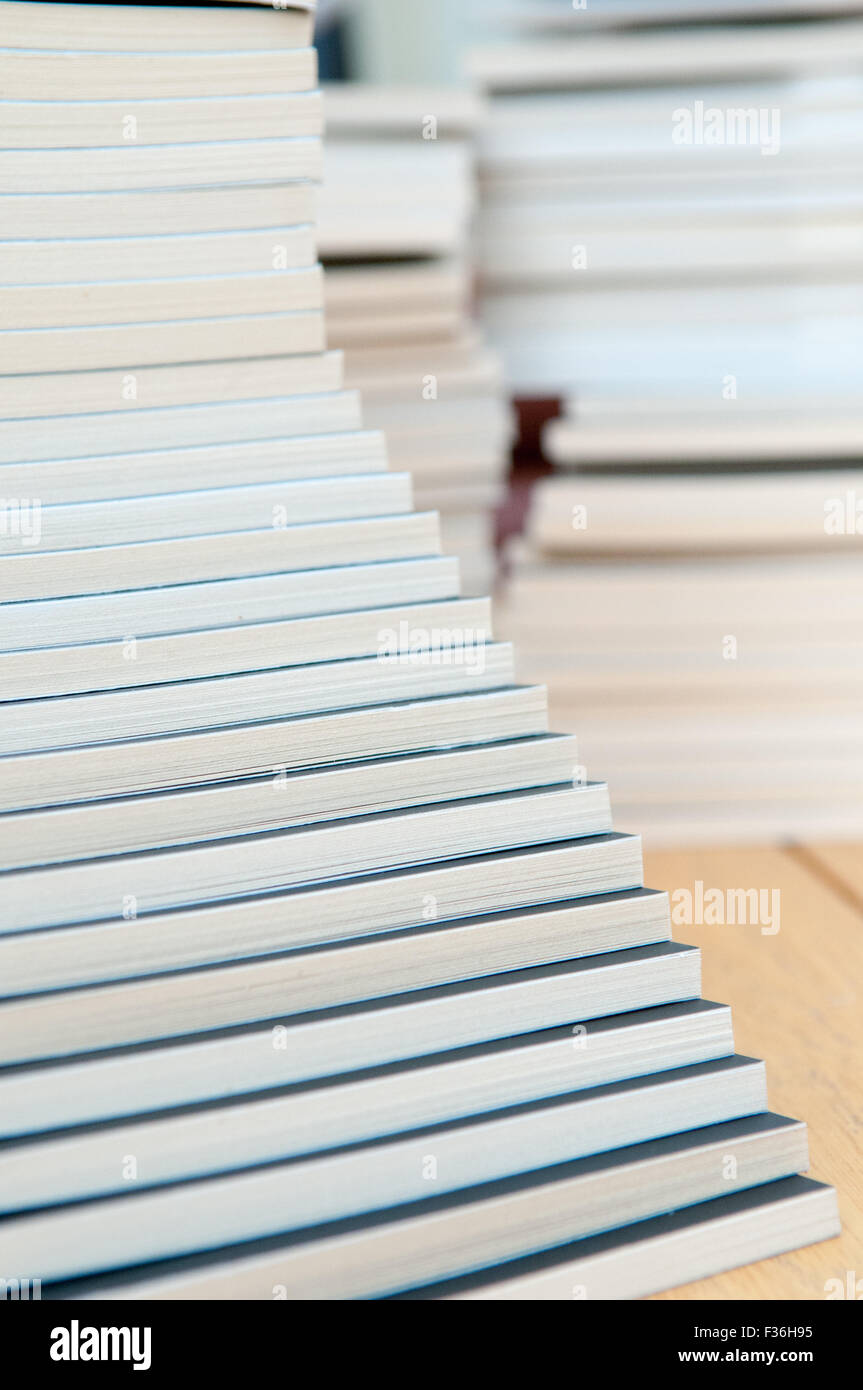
[436,1178,839,1301]
[1,1,316,50]
[0,510,442,601]
[0,733,577,870]
[0,348,340,419]
[0,182,316,239]
[0,92,323,148]
[84,1112,805,1302]
[0,1052,760,1284]
[0,48,317,101]
[0,1005,735,1212]
[0,685,547,811]
[0,784,610,932]
[0,834,643,990]
[0,555,459,649]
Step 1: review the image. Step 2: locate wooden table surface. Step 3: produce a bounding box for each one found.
[642,843,862,1302]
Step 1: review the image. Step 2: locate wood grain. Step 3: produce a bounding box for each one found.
[794,842,863,911]
[642,844,862,1301]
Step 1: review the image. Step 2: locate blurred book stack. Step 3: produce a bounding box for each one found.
[471,0,863,843]
[316,83,514,594]
[500,474,863,843]
[0,0,838,1301]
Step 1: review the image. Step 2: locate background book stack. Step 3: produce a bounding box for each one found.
[0,0,838,1301]
[472,2,863,397]
[498,472,863,844]
[316,82,514,595]
[470,0,863,843]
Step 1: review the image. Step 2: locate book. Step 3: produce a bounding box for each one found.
[2,1,316,50]
[0,182,316,239]
[1,226,319,291]
[520,472,863,553]
[0,349,339,419]
[1,511,443,600]
[0,138,322,192]
[0,48,317,101]
[1,94,323,149]
[469,20,863,92]
[402,1177,840,1300]
[318,140,473,259]
[545,414,863,465]
[504,0,863,28]
[0,308,326,374]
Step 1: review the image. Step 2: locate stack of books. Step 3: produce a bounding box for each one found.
[473,1,863,842]
[498,472,863,843]
[470,7,863,398]
[0,0,838,1300]
[316,82,513,595]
